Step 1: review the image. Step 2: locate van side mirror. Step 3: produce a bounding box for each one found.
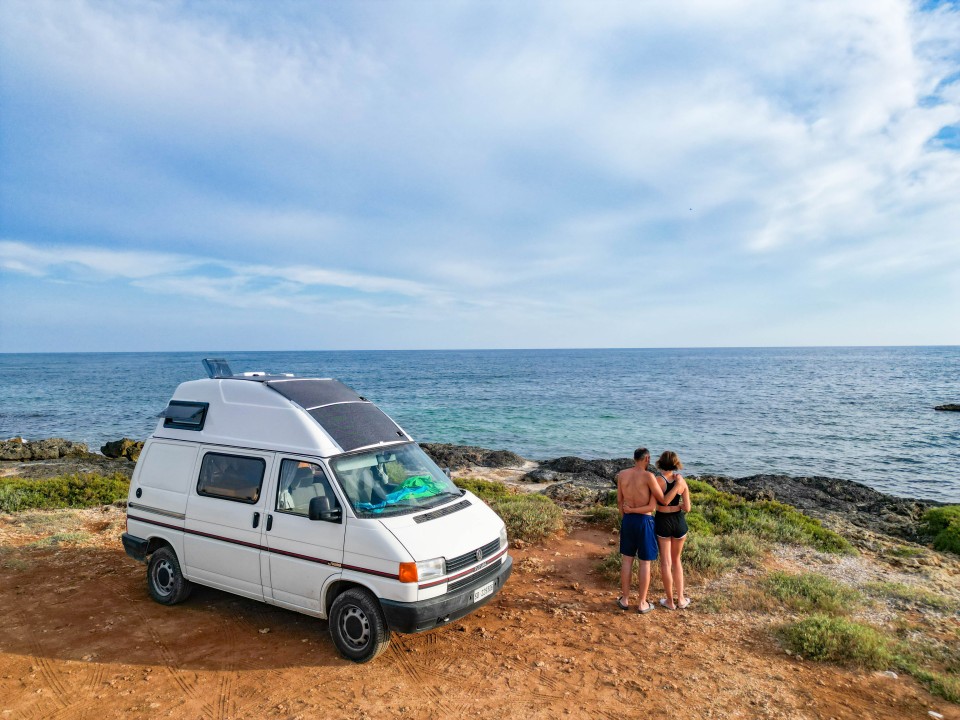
[308,496,342,523]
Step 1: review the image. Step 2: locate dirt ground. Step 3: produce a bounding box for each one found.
[0,506,957,720]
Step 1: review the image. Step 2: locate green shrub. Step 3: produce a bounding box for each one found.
[682,534,736,575]
[454,479,564,542]
[595,548,623,583]
[685,478,719,496]
[865,581,957,612]
[893,650,960,704]
[594,548,663,585]
[889,544,924,558]
[491,494,564,544]
[0,473,130,512]
[778,615,892,669]
[583,504,620,530]
[764,571,859,614]
[921,506,960,556]
[684,510,713,536]
[933,521,960,555]
[601,489,618,507]
[683,480,851,554]
[455,478,515,503]
[29,531,91,547]
[922,506,960,535]
[715,531,764,561]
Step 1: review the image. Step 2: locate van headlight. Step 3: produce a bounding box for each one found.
[499,525,508,549]
[416,557,446,581]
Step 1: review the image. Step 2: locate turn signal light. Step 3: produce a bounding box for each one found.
[398,562,418,583]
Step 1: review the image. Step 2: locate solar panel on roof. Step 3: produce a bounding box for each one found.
[265,378,362,408]
[308,403,408,452]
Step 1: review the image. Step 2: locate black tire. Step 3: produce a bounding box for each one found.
[329,588,391,663]
[147,546,193,605]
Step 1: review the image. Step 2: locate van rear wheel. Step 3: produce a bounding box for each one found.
[329,588,390,663]
[147,546,193,605]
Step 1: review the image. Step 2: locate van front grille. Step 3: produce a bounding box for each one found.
[448,561,502,593]
[446,538,501,574]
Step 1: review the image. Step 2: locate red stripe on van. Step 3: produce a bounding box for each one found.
[126,514,399,580]
[418,547,509,589]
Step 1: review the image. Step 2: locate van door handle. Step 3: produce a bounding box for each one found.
[266,514,273,532]
[252,512,260,528]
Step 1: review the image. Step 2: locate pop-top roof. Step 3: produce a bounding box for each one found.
[264,378,408,451]
[155,362,410,455]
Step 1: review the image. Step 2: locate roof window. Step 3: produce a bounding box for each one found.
[159,401,209,431]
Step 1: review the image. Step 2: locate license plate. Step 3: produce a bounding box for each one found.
[473,580,495,603]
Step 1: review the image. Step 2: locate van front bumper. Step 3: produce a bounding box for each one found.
[380,555,513,634]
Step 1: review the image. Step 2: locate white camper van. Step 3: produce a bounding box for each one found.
[122,359,512,662]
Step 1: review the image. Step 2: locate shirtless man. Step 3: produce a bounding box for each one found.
[616,448,680,613]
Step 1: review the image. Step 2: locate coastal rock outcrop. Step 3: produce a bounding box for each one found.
[934,404,960,411]
[101,438,144,462]
[0,437,89,461]
[704,473,935,540]
[523,456,634,487]
[420,443,525,470]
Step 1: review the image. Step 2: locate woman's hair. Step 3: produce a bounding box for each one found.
[656,451,683,471]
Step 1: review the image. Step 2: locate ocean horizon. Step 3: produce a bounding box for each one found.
[1,346,958,503]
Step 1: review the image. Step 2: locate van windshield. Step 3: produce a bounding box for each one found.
[329,443,463,518]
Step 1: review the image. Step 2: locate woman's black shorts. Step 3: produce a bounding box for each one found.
[654,511,688,539]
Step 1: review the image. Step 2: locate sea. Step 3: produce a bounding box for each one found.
[1,347,958,503]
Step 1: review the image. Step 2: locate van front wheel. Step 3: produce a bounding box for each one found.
[147,546,193,605]
[329,588,391,663]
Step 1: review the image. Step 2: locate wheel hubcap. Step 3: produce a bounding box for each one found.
[153,559,175,596]
[339,605,370,649]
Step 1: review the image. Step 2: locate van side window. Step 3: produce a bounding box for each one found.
[197,453,265,503]
[276,459,339,517]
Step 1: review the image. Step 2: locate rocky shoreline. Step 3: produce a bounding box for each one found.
[1,437,942,541]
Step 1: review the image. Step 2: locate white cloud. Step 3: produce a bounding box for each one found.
[0,240,439,303]
[1,0,959,350]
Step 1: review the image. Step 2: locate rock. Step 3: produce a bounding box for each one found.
[420,443,525,470]
[0,437,89,461]
[542,482,600,507]
[523,456,634,490]
[934,404,960,412]
[928,712,944,720]
[881,670,898,679]
[704,473,938,540]
[0,437,30,461]
[101,438,144,462]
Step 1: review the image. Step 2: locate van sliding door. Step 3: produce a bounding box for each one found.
[183,449,272,601]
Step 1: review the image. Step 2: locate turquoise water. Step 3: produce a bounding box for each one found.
[1,347,958,502]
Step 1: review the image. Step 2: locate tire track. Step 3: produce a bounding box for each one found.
[204,674,234,720]
[34,654,70,707]
[533,669,565,693]
[389,636,445,705]
[45,697,101,720]
[143,623,212,719]
[85,662,105,691]
[12,610,71,710]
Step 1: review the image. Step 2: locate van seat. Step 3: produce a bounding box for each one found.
[289,467,321,510]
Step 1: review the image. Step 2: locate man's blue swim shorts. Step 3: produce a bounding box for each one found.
[620,513,658,561]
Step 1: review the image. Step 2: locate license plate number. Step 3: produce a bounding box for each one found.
[473,580,495,603]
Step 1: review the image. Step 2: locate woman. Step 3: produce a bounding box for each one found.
[654,451,691,610]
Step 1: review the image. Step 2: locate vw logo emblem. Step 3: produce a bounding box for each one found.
[475,549,483,561]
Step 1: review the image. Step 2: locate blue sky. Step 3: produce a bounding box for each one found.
[1,0,959,352]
